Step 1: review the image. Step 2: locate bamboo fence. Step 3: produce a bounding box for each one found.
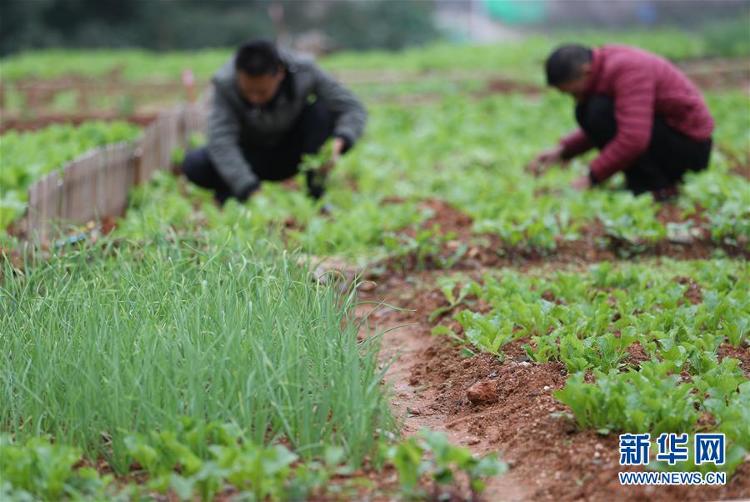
[19,99,208,243]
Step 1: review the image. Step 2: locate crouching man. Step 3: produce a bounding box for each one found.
[183,39,366,203]
[529,44,714,201]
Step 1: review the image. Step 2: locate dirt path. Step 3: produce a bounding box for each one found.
[360,301,532,501]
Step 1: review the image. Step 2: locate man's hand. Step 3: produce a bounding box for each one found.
[237,179,261,202]
[570,174,592,191]
[332,137,345,161]
[319,137,345,177]
[527,145,565,176]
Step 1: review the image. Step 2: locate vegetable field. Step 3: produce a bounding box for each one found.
[1,28,749,501]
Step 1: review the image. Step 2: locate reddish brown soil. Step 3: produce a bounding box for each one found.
[1,69,197,130]
[732,164,750,180]
[717,146,750,180]
[480,78,542,98]
[623,341,651,368]
[376,201,748,277]
[100,216,119,236]
[678,58,750,91]
[353,269,750,502]
[657,202,709,228]
[719,343,750,378]
[674,275,704,305]
[414,198,474,240]
[0,112,158,134]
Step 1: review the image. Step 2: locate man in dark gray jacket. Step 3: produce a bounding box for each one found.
[183,39,367,203]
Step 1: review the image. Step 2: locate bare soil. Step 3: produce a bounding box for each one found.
[719,343,750,379]
[677,58,750,92]
[0,111,158,134]
[479,78,542,98]
[375,198,748,278]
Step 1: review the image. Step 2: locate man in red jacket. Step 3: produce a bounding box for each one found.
[528,44,714,200]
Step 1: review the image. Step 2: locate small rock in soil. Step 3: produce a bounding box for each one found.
[358,280,378,292]
[467,379,499,404]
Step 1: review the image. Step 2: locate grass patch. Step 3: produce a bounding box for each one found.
[0,237,392,473]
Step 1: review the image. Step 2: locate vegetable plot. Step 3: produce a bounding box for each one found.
[0,237,503,500]
[432,260,750,475]
[116,91,750,260]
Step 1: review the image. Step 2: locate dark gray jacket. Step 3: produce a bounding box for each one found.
[207,49,367,197]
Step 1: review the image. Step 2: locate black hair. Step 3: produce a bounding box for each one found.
[545,44,593,86]
[235,39,282,76]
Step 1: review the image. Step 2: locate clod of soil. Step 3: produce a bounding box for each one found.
[674,275,704,305]
[481,78,542,97]
[466,379,499,405]
[624,341,650,368]
[718,342,750,378]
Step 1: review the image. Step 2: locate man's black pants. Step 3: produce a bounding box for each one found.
[575,95,712,195]
[183,100,335,203]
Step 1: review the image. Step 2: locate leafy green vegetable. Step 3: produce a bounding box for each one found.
[383,429,507,499]
[434,260,749,475]
[0,435,111,500]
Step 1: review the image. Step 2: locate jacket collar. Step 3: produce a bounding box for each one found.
[583,47,605,97]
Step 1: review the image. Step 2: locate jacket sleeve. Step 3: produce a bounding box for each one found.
[560,129,594,159]
[590,66,656,182]
[206,87,259,197]
[311,65,367,148]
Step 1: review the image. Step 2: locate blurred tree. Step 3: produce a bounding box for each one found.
[0,0,441,56]
[313,0,440,50]
[0,0,59,54]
